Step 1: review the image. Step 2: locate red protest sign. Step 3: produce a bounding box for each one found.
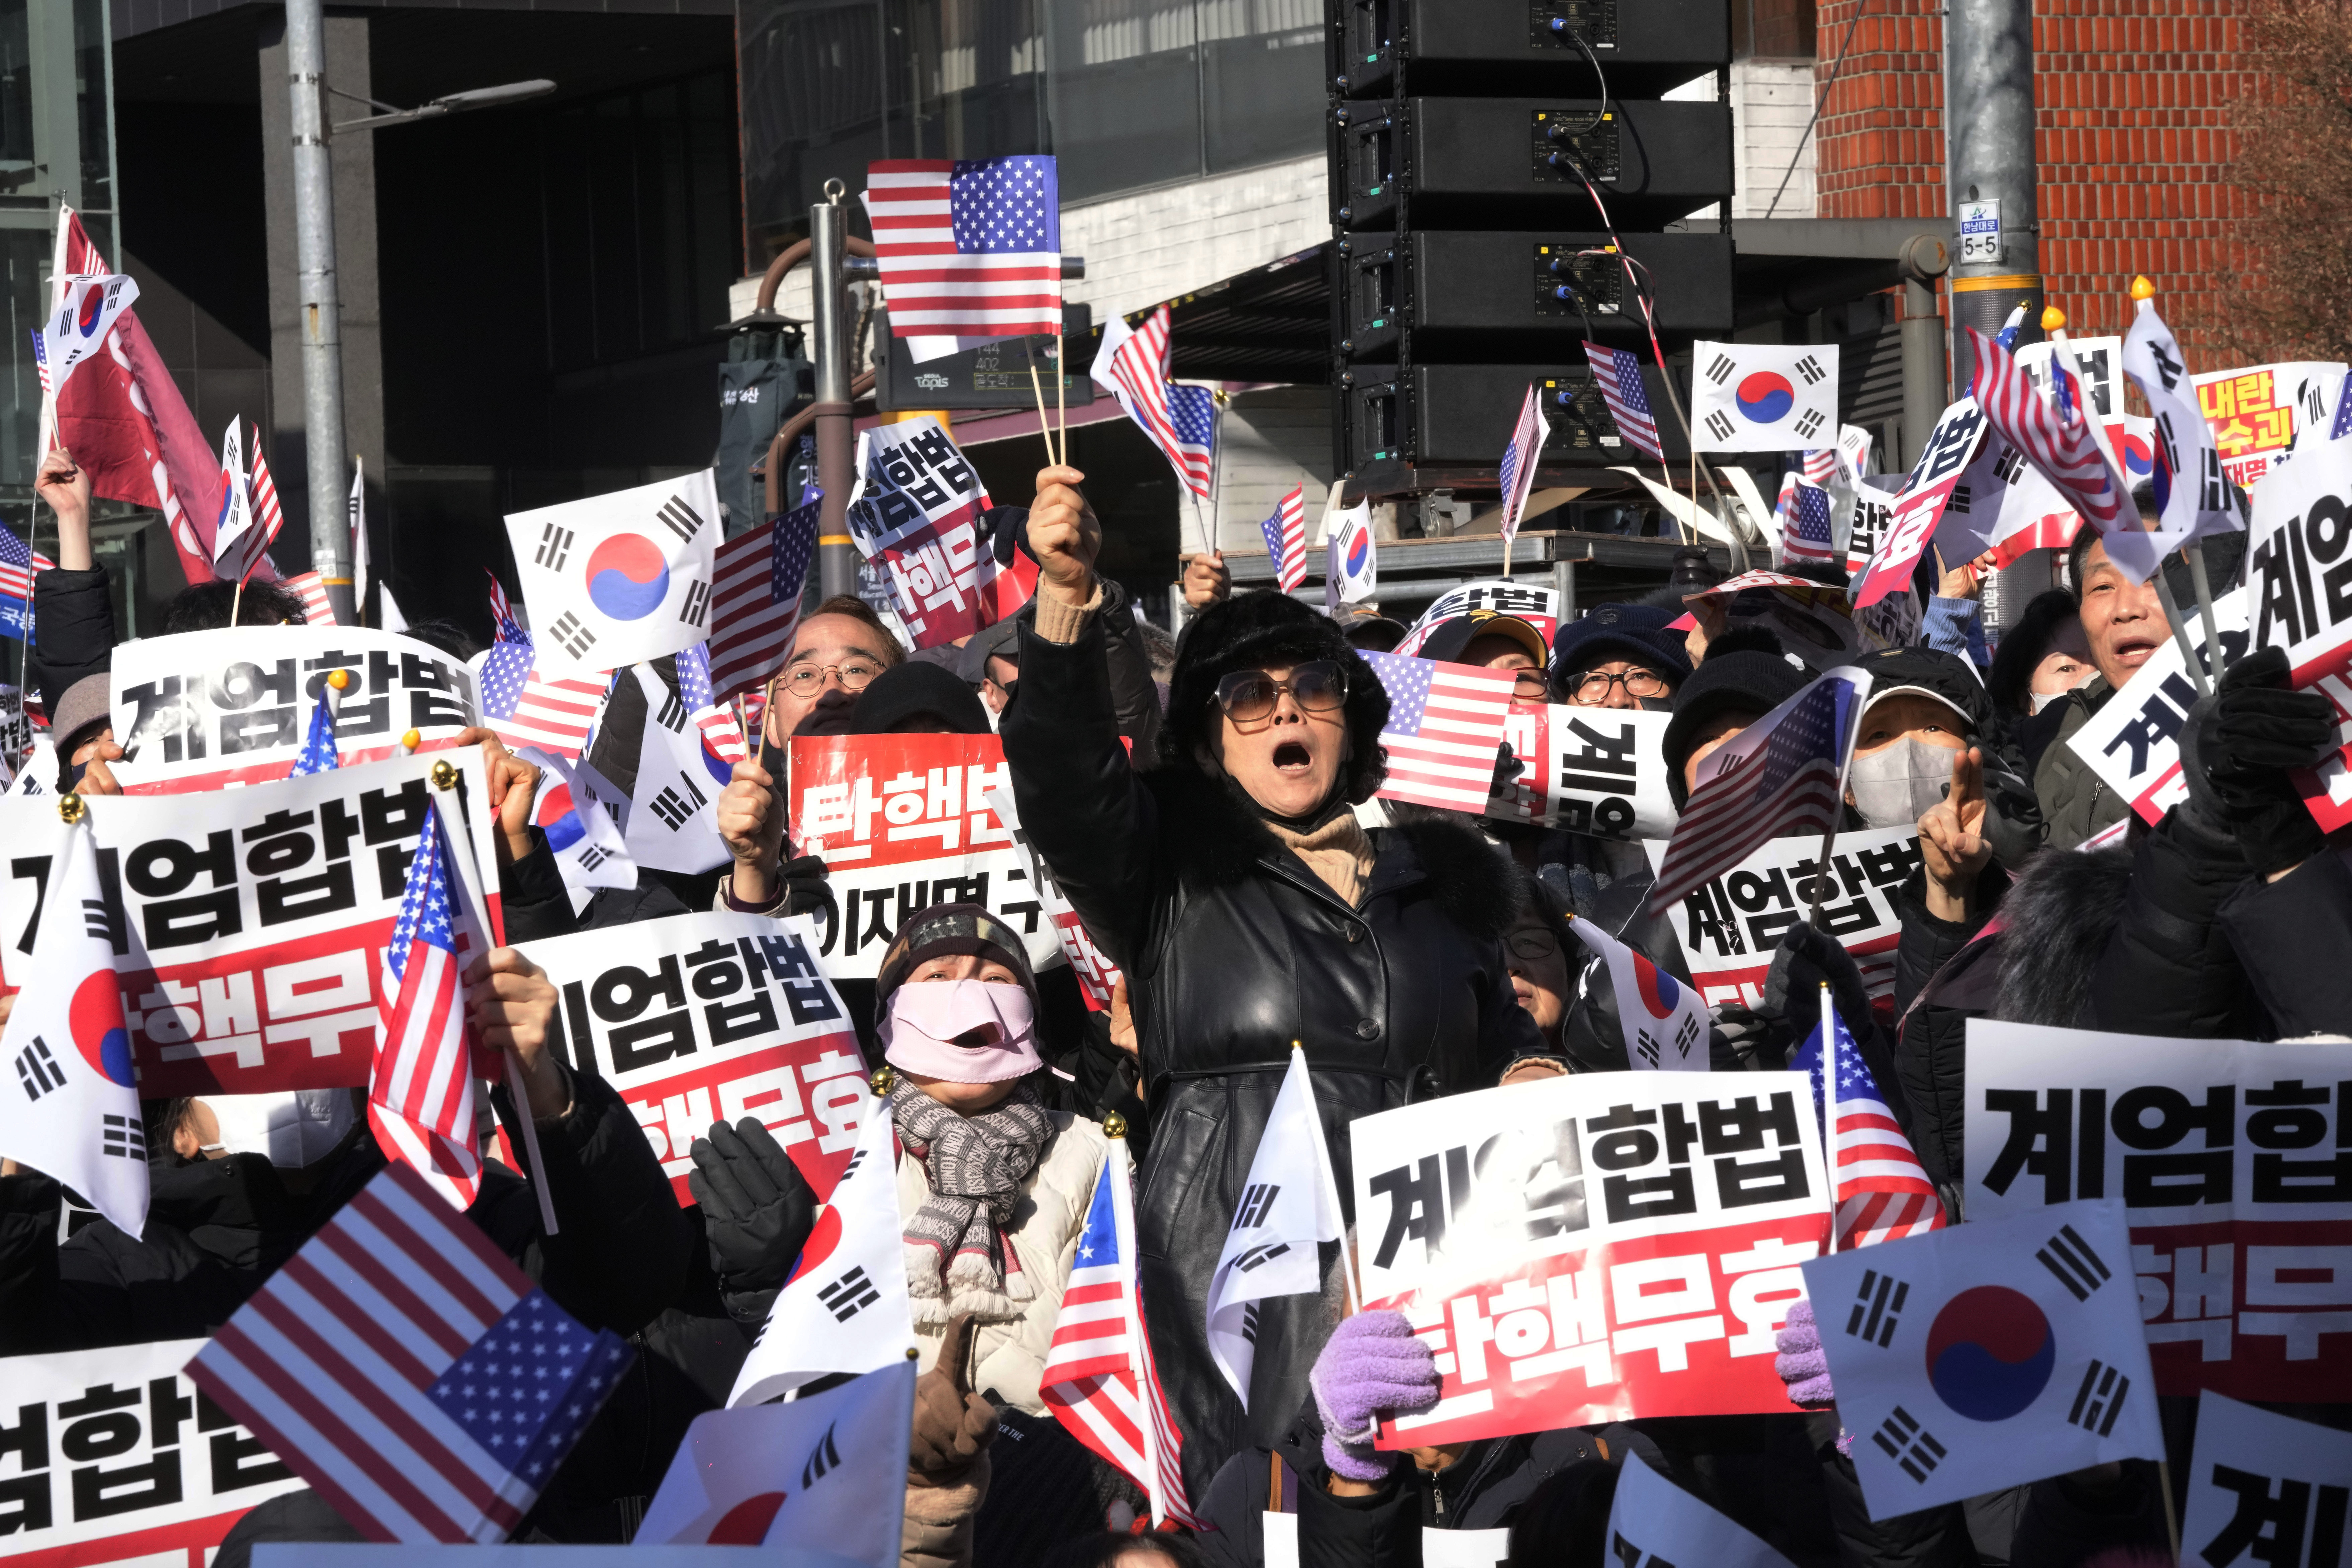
[844,416,1034,650]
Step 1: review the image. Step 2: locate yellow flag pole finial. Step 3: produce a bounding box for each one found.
[2129,276,2156,301]
[325,668,352,692]
[2039,305,2067,333]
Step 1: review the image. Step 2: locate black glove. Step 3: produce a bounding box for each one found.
[1490,741,1527,799]
[776,853,834,920]
[688,1117,817,1294]
[2180,646,2335,877]
[1761,920,1873,1046]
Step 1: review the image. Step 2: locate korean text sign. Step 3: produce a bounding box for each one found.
[2245,406,2352,834]
[788,734,1061,980]
[1965,1021,2352,1402]
[108,626,479,794]
[0,752,502,1097]
[515,912,867,1206]
[844,416,1023,650]
[2196,362,2345,488]
[2067,598,2252,830]
[1488,706,1679,841]
[1351,1073,1830,1448]
[0,1338,302,1563]
[1642,828,1923,1012]
[1396,580,1561,657]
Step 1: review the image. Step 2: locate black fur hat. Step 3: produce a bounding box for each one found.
[1161,590,1391,804]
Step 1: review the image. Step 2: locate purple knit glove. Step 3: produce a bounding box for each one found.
[1775,1298,1836,1407]
[1310,1310,1440,1483]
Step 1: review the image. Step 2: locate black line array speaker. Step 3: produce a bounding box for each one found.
[1325,0,1733,491]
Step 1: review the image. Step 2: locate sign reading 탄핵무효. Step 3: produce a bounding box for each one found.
[1352,1072,1831,1450]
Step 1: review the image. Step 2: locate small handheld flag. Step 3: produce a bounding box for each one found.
[1566,914,1710,1071]
[1585,342,1664,463]
[1790,995,1944,1249]
[1259,486,1307,592]
[865,156,1063,362]
[369,801,484,1213]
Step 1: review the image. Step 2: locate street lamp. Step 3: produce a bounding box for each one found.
[331,79,557,134]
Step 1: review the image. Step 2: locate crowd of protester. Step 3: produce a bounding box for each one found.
[1,443,2347,1568]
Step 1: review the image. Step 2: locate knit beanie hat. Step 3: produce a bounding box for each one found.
[1548,603,1695,688]
[874,902,1038,1010]
[1661,626,1809,806]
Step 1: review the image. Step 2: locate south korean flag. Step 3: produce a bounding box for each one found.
[622,663,731,877]
[1803,1198,2161,1520]
[0,815,147,1237]
[730,1100,914,1407]
[506,469,721,678]
[522,748,637,895]
[1205,1049,1348,1408]
[1692,342,1842,455]
[1566,912,1710,1072]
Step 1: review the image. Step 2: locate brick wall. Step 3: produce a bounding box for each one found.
[1813,0,2256,361]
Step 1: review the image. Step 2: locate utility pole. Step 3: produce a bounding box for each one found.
[809,181,857,601]
[1944,0,2042,398]
[285,0,354,626]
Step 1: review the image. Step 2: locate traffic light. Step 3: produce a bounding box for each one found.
[1326,0,1734,493]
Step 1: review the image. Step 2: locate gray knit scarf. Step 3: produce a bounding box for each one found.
[889,1080,1052,1324]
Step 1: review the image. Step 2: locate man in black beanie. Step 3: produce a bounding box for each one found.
[1659,625,1809,806]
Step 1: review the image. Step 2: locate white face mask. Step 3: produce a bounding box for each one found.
[1846,736,1960,829]
[2029,688,2064,713]
[201,1090,358,1168]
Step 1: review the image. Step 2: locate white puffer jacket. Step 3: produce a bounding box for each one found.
[896,1108,1110,1417]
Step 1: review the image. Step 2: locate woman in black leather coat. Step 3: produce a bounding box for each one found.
[999,466,1552,1501]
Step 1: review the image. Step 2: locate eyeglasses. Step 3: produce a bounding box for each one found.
[775,660,885,698]
[1569,668,1671,705]
[1510,670,1552,700]
[1212,661,1348,723]
[1506,929,1563,962]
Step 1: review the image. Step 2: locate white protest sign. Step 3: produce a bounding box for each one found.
[1487,705,1679,841]
[1804,1198,2161,1520]
[1352,1073,1830,1449]
[2199,362,2348,489]
[983,784,1120,1010]
[0,751,502,1097]
[2066,595,2251,827]
[1966,1021,2352,1403]
[0,1337,303,1559]
[844,417,1030,651]
[1605,1450,1797,1568]
[2245,406,2352,835]
[109,626,479,793]
[2017,335,2124,422]
[2181,1394,2352,1566]
[513,911,867,1207]
[1851,399,1988,609]
[507,470,721,677]
[1641,827,1923,1012]
[787,734,1062,980]
[1395,580,1563,657]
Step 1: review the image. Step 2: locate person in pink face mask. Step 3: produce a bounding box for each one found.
[869,903,1116,1563]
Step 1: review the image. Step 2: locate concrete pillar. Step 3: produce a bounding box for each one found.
[259,11,383,560]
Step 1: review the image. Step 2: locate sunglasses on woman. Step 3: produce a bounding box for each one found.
[1212,661,1348,723]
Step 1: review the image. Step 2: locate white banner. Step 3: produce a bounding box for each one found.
[1489,705,1680,840]
[506,471,721,677]
[2244,400,2352,835]
[0,752,502,1097]
[1641,828,1923,1012]
[1351,1074,1829,1448]
[1965,1021,2352,1404]
[109,626,480,794]
[0,1338,303,1561]
[2180,1394,2352,1566]
[513,912,867,1207]
[788,735,1063,980]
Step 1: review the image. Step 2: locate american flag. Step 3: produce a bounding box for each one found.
[1040,1141,1196,1529]
[708,491,820,699]
[1966,326,2126,532]
[1781,479,1838,564]
[1646,670,1864,915]
[281,569,336,625]
[1496,383,1548,542]
[1095,307,1215,499]
[186,1159,632,1542]
[1585,341,1663,462]
[866,156,1062,340]
[1361,651,1519,813]
[1258,486,1307,592]
[488,572,527,646]
[291,687,340,776]
[370,802,484,1213]
[678,643,749,765]
[1803,448,1839,486]
[1794,1000,1945,1249]
[479,640,608,762]
[214,423,283,586]
[0,522,56,640]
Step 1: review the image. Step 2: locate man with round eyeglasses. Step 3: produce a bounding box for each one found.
[1546,602,1693,712]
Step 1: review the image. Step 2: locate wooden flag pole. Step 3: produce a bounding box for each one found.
[1026,339,1061,468]
[2131,276,2229,682]
[1055,330,1068,468]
